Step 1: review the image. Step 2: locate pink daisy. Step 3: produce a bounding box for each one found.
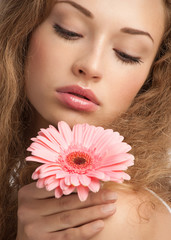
[26,121,134,201]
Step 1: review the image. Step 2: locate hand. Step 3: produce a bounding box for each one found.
[16,182,117,240]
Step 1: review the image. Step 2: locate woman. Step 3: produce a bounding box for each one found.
[0,0,170,239]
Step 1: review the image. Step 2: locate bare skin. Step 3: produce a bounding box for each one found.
[25,0,165,130]
[17,183,117,240]
[91,189,171,240]
[17,184,171,240]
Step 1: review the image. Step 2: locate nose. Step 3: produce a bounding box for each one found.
[71,48,103,82]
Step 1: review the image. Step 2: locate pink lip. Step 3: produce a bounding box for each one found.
[56,85,100,112]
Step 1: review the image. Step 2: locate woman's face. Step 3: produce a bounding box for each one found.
[25,0,165,129]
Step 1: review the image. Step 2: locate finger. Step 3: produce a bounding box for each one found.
[20,182,55,199]
[39,189,117,216]
[49,220,104,240]
[44,202,116,232]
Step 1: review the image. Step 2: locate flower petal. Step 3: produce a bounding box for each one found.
[106,142,132,155]
[76,185,89,201]
[60,179,68,190]
[29,136,61,153]
[55,187,63,198]
[39,164,61,173]
[73,124,84,145]
[93,130,117,155]
[88,178,100,192]
[28,149,58,162]
[95,132,123,155]
[39,127,60,145]
[70,174,80,186]
[97,163,130,172]
[83,125,103,149]
[56,171,68,179]
[26,156,51,164]
[79,175,91,186]
[46,179,60,191]
[99,153,134,168]
[36,178,45,188]
[86,171,105,180]
[32,171,39,180]
[106,171,131,181]
[58,121,72,147]
[44,176,57,185]
[64,175,71,186]
[39,171,58,178]
[102,175,111,181]
[48,125,69,150]
[63,185,75,195]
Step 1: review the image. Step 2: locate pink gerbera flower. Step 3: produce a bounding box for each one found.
[26,121,134,201]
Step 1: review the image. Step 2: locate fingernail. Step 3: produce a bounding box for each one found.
[103,192,117,201]
[92,221,104,232]
[101,203,116,213]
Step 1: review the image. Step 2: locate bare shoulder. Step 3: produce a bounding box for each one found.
[91,188,171,240]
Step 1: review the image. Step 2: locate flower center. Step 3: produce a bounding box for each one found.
[66,151,92,170]
[74,157,86,165]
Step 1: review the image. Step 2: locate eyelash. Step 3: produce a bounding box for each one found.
[53,24,143,65]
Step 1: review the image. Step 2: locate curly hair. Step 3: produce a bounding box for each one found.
[0,0,170,239]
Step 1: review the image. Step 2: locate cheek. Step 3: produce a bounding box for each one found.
[25,28,70,91]
[118,78,143,101]
[106,67,149,113]
[24,31,54,106]
[25,34,56,86]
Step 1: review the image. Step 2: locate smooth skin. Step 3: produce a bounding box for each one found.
[91,188,171,240]
[17,183,117,239]
[17,0,170,239]
[25,0,165,131]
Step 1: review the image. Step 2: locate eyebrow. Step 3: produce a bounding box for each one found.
[121,27,154,43]
[56,1,154,43]
[56,0,94,18]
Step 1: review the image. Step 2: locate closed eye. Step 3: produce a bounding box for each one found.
[53,24,83,40]
[114,49,143,65]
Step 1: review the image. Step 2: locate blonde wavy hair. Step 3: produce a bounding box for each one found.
[0,0,170,239]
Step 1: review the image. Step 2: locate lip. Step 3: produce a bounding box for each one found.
[56,85,100,112]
